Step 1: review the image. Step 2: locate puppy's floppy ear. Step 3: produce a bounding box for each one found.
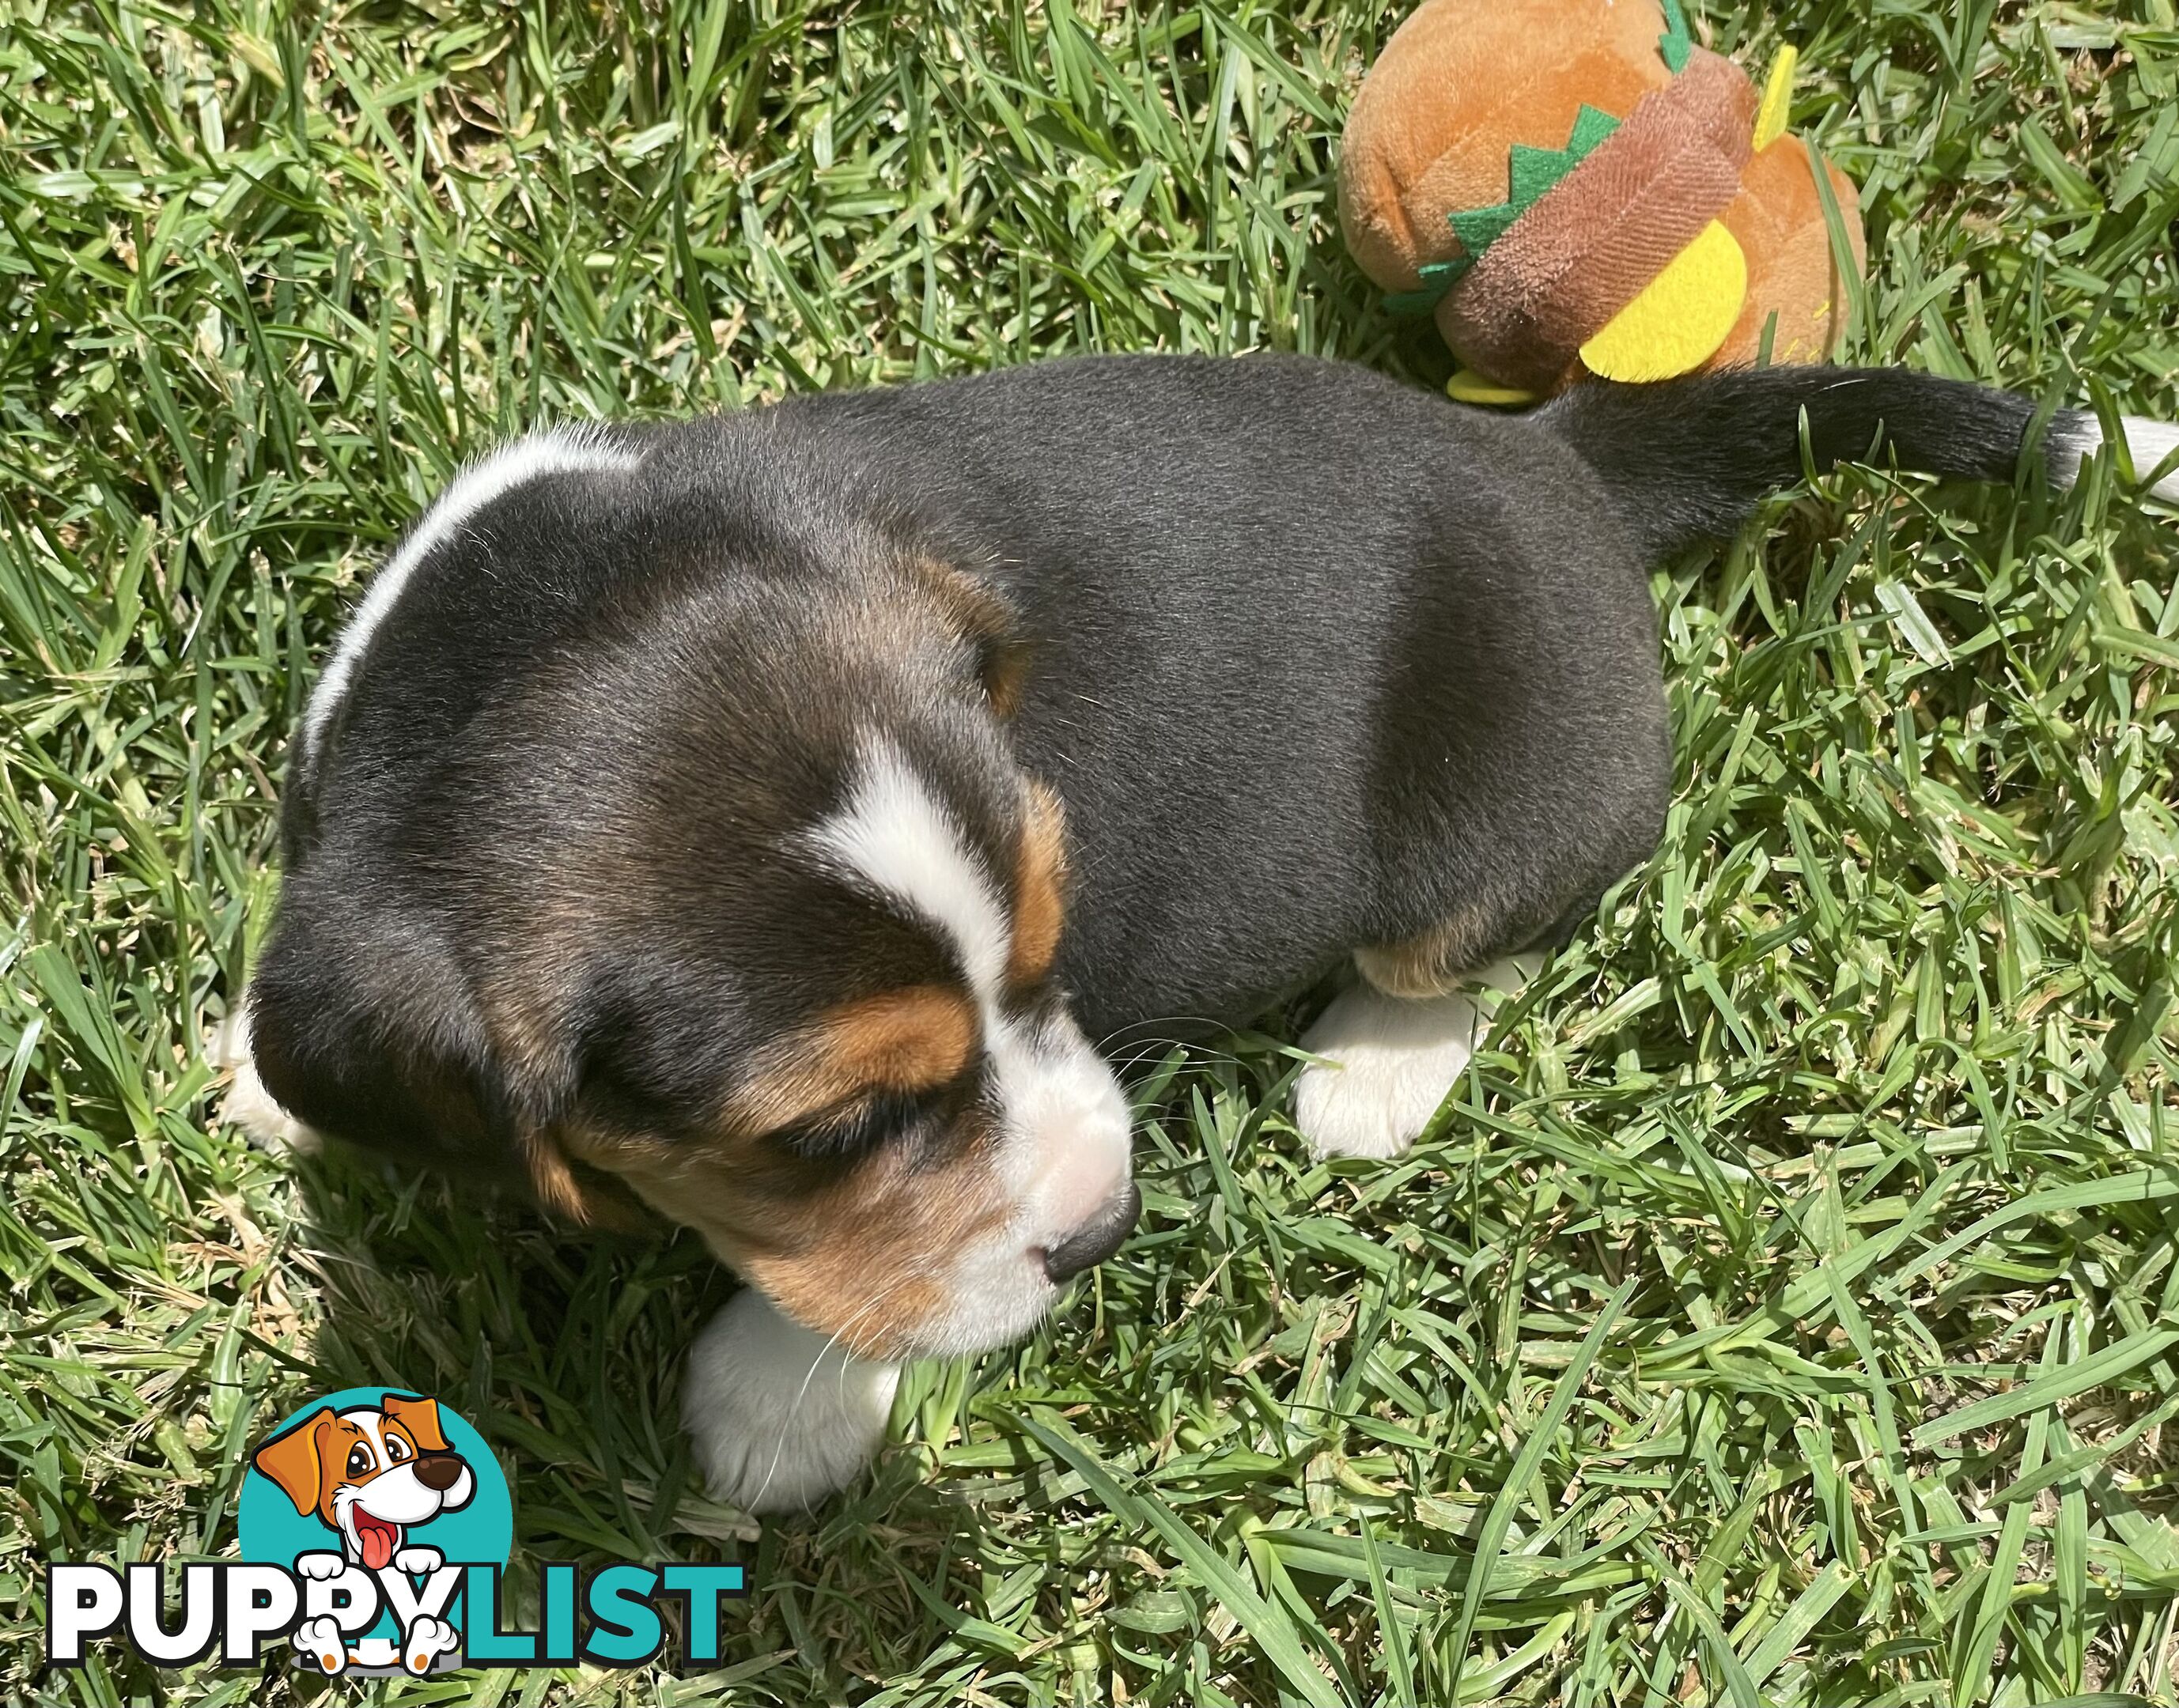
[253,1408,335,1515]
[907,554,1032,717]
[516,1125,651,1232]
[247,924,517,1183]
[250,920,650,1230]
[974,630,1035,720]
[380,1393,452,1454]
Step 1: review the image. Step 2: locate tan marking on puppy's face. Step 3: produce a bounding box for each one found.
[978,643,1031,720]
[903,555,1032,717]
[702,1127,1016,1359]
[724,985,978,1138]
[1005,780,1069,992]
[564,1088,1013,1361]
[554,744,1129,1363]
[560,979,1002,1358]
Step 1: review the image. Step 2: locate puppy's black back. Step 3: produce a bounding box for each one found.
[775,355,1670,1037]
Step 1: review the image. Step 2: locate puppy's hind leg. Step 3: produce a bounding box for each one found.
[1294,953,1535,1162]
[683,1290,900,1514]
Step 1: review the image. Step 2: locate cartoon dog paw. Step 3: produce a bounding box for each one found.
[401,1614,459,1676]
[392,1544,444,1576]
[295,1551,348,1581]
[293,1614,350,1676]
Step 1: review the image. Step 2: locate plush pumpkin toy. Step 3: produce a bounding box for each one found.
[1339,0,1865,401]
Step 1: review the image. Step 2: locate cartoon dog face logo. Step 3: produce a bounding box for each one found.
[252,1393,476,1571]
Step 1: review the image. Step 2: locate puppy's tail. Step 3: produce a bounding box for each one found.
[1534,365,2179,557]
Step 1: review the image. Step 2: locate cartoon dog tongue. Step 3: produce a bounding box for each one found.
[353,1512,399,1570]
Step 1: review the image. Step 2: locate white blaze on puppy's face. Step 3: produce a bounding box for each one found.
[802,736,1135,1356]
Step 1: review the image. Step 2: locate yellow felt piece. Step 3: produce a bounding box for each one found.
[1445,368,1538,407]
[1753,45,1799,151]
[1579,221,1749,383]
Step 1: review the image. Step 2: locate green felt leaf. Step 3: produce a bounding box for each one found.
[1448,203,1519,258]
[1568,102,1621,156]
[1508,145,1564,206]
[1659,0,1693,70]
[1382,259,1462,316]
[1438,104,1622,276]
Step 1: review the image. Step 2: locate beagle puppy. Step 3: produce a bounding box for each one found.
[229,354,2174,1510]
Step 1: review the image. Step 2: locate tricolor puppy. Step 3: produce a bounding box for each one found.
[231,356,2176,1510]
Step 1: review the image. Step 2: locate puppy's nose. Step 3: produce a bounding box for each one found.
[1041,1182,1141,1283]
[414,1453,465,1491]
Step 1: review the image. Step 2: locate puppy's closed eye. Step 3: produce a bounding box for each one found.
[773,1084,953,1165]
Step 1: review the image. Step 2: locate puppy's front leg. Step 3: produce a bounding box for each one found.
[1296,956,1536,1160]
[683,1290,900,1513]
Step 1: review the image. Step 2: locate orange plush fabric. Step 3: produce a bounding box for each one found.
[1338,0,1673,293]
[1713,134,1866,368]
[1337,0,1867,395]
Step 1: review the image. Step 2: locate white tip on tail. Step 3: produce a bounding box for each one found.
[2049,414,2179,503]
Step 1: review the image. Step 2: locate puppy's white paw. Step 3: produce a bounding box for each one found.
[392,1544,442,1576]
[400,1614,458,1675]
[212,997,322,1154]
[683,1290,899,1515]
[293,1614,349,1676]
[294,1550,347,1581]
[1295,958,1532,1161]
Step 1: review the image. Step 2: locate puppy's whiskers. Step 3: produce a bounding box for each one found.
[748,1272,931,1514]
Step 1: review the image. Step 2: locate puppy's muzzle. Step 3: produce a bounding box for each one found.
[1039,1181,1141,1283]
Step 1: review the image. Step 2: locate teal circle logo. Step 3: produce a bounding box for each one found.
[239,1389,511,1675]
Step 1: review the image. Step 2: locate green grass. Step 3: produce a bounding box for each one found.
[4,0,2179,1701]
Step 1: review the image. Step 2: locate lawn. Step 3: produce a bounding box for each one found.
[4,0,2179,1702]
